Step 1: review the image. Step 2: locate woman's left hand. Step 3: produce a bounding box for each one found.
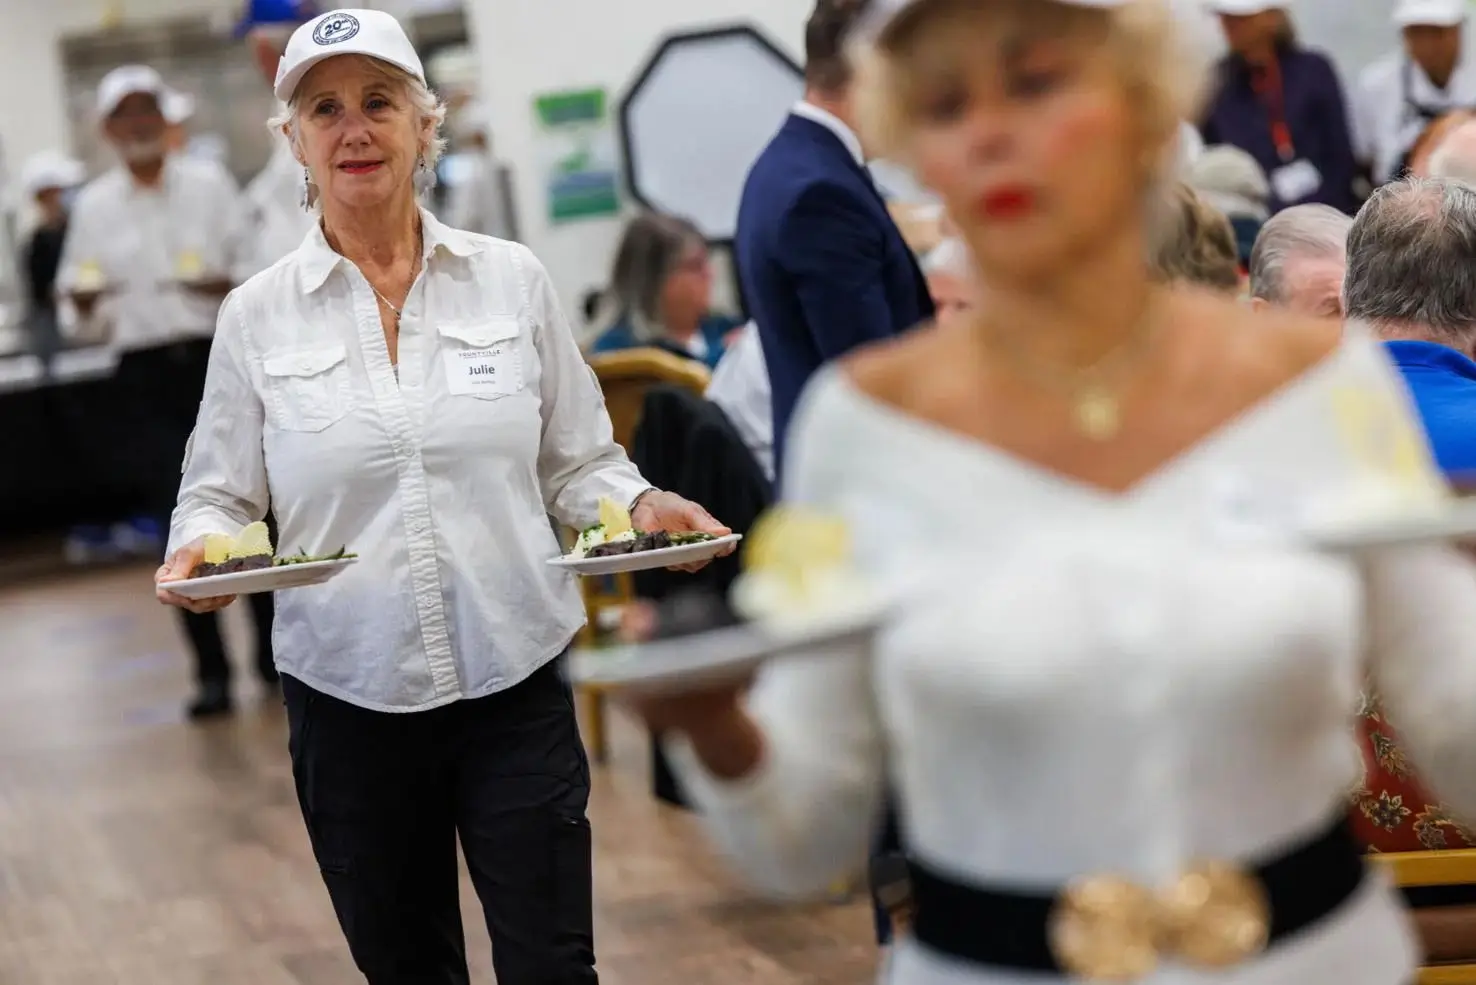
[631,490,733,572]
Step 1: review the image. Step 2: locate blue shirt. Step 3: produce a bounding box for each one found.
[1385,340,1476,476]
[589,315,734,369]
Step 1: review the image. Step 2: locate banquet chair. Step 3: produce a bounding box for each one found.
[1368,850,1476,984]
[571,348,711,762]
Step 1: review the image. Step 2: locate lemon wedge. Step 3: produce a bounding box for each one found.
[202,533,233,565]
[228,521,274,558]
[175,250,203,279]
[744,506,850,579]
[598,496,633,538]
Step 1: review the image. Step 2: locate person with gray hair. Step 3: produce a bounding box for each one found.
[1344,175,1476,473]
[1248,203,1351,317]
[1426,117,1476,184]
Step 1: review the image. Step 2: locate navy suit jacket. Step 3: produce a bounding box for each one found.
[734,113,934,483]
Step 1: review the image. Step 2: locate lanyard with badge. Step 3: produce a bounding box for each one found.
[1249,57,1322,203]
[1393,58,1470,174]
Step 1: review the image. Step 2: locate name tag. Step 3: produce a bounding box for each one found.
[444,344,522,396]
[1270,159,1322,203]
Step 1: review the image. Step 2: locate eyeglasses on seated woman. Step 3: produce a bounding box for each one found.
[153,8,730,983]
[626,0,1476,982]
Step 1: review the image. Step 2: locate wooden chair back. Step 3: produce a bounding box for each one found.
[569,348,711,762]
[587,348,712,454]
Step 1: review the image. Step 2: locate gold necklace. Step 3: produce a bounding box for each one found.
[983,301,1161,440]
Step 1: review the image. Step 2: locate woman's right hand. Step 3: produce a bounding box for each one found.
[155,536,237,614]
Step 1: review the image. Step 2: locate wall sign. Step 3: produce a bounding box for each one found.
[532,87,620,223]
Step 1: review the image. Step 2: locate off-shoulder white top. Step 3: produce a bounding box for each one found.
[670,330,1476,983]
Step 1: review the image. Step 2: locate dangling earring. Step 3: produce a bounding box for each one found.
[300,167,314,211]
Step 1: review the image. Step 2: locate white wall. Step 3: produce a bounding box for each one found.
[464,0,806,314]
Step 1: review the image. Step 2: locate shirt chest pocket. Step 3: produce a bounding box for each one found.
[438,318,525,400]
[261,343,354,432]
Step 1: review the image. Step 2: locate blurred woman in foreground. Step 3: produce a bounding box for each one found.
[631,0,1476,981]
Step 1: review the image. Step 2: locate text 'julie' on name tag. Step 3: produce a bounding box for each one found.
[444,344,523,396]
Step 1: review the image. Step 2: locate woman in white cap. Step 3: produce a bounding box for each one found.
[1199,0,1359,214]
[631,0,1476,982]
[155,8,727,984]
[1353,0,1476,187]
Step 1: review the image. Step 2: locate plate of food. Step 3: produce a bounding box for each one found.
[549,497,741,575]
[1299,482,1476,553]
[568,507,899,695]
[165,522,359,599]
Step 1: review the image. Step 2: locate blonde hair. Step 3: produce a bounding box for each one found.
[853,0,1207,179]
[1148,182,1241,293]
[267,55,447,212]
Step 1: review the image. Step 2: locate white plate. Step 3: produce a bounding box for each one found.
[1304,500,1476,552]
[548,533,743,576]
[568,599,888,696]
[164,557,359,599]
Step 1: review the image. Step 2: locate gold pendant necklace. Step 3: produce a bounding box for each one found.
[1073,386,1121,439]
[982,298,1160,441]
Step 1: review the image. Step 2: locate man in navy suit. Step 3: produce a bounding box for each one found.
[732,0,932,949]
[734,0,934,480]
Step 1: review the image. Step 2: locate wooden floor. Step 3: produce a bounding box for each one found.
[0,565,877,984]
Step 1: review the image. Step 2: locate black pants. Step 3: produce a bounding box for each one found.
[282,659,597,985]
[114,339,275,686]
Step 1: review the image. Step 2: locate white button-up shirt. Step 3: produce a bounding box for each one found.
[56,155,248,352]
[706,321,773,482]
[169,210,650,712]
[1354,50,1476,184]
[236,137,316,281]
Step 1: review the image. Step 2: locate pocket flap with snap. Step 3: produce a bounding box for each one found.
[438,318,521,348]
[262,344,348,379]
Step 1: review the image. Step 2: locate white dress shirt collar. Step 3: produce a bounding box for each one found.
[297,207,487,294]
[791,100,865,167]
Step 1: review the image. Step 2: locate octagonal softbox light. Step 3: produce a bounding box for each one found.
[619,25,804,243]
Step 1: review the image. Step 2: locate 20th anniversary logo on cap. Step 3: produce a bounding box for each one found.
[313,12,359,45]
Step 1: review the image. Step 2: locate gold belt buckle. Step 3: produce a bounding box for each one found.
[1047,861,1271,980]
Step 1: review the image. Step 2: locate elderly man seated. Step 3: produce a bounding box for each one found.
[1248,204,1351,317]
[1342,174,1476,962]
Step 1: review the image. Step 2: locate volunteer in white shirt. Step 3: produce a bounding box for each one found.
[443,100,514,240]
[155,10,728,983]
[56,64,260,720]
[238,11,319,278]
[1354,0,1476,186]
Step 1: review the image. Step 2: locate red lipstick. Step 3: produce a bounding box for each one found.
[977,186,1034,219]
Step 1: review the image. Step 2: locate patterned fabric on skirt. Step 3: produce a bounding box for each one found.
[1351,689,1476,853]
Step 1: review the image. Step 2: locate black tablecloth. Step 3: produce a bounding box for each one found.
[0,343,143,540]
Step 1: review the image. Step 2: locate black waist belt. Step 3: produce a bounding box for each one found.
[909,816,1366,975]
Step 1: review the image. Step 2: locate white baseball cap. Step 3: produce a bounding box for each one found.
[162,89,196,126]
[857,0,1128,42]
[96,64,166,120]
[20,151,85,197]
[273,8,425,103]
[1394,0,1465,27]
[1204,0,1281,13]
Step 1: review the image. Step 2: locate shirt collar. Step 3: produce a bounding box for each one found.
[297,206,486,294]
[791,101,865,166]
[1384,339,1476,381]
